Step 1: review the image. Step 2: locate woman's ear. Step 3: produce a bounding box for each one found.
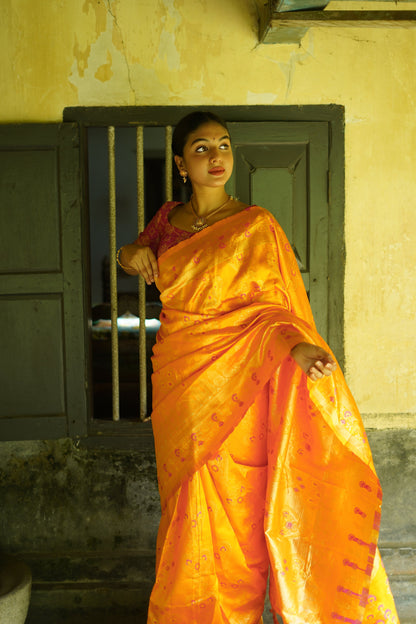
[174,155,188,183]
[174,155,184,173]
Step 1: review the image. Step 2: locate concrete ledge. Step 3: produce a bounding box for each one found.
[388,575,416,623]
[23,549,155,585]
[27,588,149,624]
[362,412,416,429]
[21,551,153,624]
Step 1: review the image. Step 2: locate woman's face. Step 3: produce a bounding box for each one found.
[175,121,234,190]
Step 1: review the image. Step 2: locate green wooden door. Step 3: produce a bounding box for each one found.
[0,123,87,440]
[226,122,329,339]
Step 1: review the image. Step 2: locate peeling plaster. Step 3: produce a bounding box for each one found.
[69,10,135,104]
[169,76,205,103]
[246,90,277,105]
[160,0,182,33]
[345,116,366,124]
[158,31,181,72]
[129,64,170,104]
[155,0,182,72]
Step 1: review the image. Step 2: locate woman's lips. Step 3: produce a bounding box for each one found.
[209,168,225,176]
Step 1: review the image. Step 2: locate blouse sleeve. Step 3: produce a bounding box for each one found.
[133,202,172,256]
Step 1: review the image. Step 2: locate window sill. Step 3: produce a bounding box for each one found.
[79,419,155,451]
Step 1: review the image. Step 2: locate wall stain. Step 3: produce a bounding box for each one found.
[83,0,108,37]
[95,50,113,81]
[72,37,91,78]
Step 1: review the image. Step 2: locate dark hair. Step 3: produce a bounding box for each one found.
[172,111,229,157]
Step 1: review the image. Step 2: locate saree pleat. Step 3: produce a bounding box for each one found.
[147,207,399,624]
[150,389,270,624]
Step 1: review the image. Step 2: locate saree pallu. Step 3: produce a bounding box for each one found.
[148,206,399,624]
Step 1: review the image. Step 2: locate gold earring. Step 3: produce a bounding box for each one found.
[181,172,187,184]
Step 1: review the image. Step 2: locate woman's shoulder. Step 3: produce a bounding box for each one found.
[224,200,271,222]
[243,205,288,239]
[157,201,183,219]
[245,204,279,224]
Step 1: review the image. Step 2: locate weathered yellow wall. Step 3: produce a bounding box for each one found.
[2,0,416,421]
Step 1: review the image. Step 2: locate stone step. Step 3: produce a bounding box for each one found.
[21,549,416,624]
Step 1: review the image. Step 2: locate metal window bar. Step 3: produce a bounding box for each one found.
[165,125,173,202]
[108,124,174,422]
[136,126,147,421]
[108,126,120,421]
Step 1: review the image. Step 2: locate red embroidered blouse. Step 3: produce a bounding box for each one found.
[134,201,194,258]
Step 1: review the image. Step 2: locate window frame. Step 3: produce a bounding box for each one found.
[63,105,345,449]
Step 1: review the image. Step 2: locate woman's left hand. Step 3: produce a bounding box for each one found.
[290,342,337,381]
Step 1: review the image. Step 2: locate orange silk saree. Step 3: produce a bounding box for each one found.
[147,206,399,624]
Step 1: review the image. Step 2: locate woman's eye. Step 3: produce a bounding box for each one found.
[219,143,230,150]
[195,145,207,153]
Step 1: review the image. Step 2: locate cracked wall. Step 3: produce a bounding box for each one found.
[2,0,416,417]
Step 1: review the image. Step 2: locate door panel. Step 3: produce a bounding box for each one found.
[0,124,87,440]
[227,121,329,338]
[1,296,65,417]
[0,149,61,273]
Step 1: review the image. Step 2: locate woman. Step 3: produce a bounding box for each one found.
[118,112,399,624]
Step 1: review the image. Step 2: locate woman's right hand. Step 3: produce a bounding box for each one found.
[118,244,159,285]
[290,342,336,381]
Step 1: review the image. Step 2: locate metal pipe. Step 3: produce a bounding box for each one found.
[165,125,173,202]
[108,126,120,422]
[136,126,147,421]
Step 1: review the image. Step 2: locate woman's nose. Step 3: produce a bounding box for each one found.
[209,148,221,162]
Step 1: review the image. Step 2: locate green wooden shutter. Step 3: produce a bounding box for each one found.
[226,121,329,340]
[0,123,87,440]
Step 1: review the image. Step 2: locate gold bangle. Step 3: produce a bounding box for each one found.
[116,247,131,271]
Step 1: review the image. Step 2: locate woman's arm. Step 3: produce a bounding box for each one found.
[116,203,173,284]
[117,244,159,285]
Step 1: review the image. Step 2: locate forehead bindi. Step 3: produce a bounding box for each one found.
[187,122,230,147]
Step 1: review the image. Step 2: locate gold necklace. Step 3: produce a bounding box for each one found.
[190,194,233,232]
